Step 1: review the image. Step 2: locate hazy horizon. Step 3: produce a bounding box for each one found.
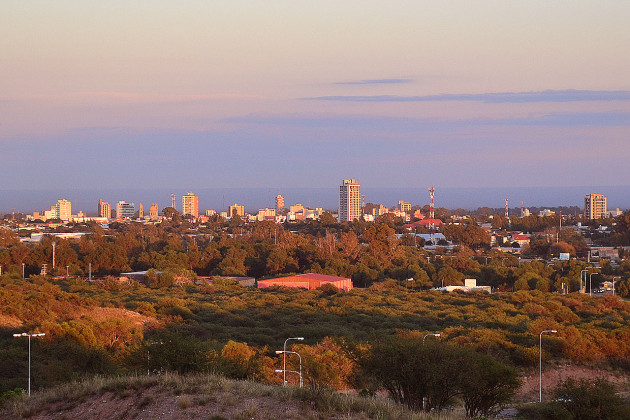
[2,185,628,215]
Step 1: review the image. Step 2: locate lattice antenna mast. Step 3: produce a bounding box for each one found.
[171,193,176,210]
[428,186,435,243]
[505,197,509,218]
[520,201,524,217]
[361,195,366,212]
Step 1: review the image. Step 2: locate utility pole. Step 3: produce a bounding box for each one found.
[52,240,56,270]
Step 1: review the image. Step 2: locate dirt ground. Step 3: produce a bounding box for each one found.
[27,389,319,420]
[17,386,400,420]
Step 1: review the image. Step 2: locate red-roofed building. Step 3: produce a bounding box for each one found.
[403,219,444,230]
[257,273,353,291]
[510,234,531,247]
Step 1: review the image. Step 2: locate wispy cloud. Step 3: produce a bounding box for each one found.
[334,78,413,85]
[303,89,630,103]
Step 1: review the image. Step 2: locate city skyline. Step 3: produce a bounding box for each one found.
[3,185,628,217]
[2,2,630,192]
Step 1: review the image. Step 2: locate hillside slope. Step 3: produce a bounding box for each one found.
[0,373,451,420]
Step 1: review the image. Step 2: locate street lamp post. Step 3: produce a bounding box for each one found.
[580,269,588,293]
[282,337,303,386]
[589,273,597,297]
[539,330,557,402]
[275,369,303,388]
[276,350,303,388]
[146,341,164,376]
[13,332,46,395]
[612,277,620,296]
[423,333,441,343]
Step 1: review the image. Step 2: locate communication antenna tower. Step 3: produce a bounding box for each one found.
[505,198,509,218]
[428,186,435,243]
[520,201,524,217]
[171,193,176,210]
[361,195,366,211]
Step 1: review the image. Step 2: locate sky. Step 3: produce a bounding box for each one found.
[2,1,630,201]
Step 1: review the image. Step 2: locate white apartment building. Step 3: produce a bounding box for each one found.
[182,192,199,218]
[117,201,135,219]
[338,179,361,222]
[585,193,607,220]
[56,199,72,221]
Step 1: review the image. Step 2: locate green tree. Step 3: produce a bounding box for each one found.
[459,352,520,418]
[553,377,630,420]
[360,336,518,414]
[162,207,181,223]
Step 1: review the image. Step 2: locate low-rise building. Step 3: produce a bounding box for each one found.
[257,273,353,291]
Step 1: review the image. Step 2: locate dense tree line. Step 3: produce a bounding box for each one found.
[2,215,627,295]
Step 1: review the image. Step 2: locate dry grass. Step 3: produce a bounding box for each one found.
[0,373,462,420]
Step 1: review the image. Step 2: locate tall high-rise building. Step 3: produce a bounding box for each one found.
[56,199,72,221]
[585,193,607,220]
[117,201,135,219]
[338,179,361,222]
[228,203,244,218]
[98,199,111,219]
[275,194,285,212]
[182,192,199,218]
[149,203,159,220]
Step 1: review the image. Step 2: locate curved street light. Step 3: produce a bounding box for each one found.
[612,276,620,296]
[539,330,557,402]
[423,333,441,343]
[589,272,597,297]
[276,350,303,388]
[281,337,303,386]
[13,332,46,395]
[580,269,588,293]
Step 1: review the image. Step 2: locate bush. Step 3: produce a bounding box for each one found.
[360,335,520,414]
[553,377,630,420]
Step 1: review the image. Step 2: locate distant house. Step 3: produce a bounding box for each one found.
[257,273,353,291]
[510,234,531,247]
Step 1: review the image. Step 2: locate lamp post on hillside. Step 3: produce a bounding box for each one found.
[613,277,620,296]
[146,341,164,376]
[580,269,588,293]
[539,330,557,402]
[281,337,303,386]
[423,333,441,343]
[13,332,46,395]
[276,350,302,388]
[589,273,597,297]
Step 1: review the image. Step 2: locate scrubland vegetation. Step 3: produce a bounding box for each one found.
[2,212,630,417]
